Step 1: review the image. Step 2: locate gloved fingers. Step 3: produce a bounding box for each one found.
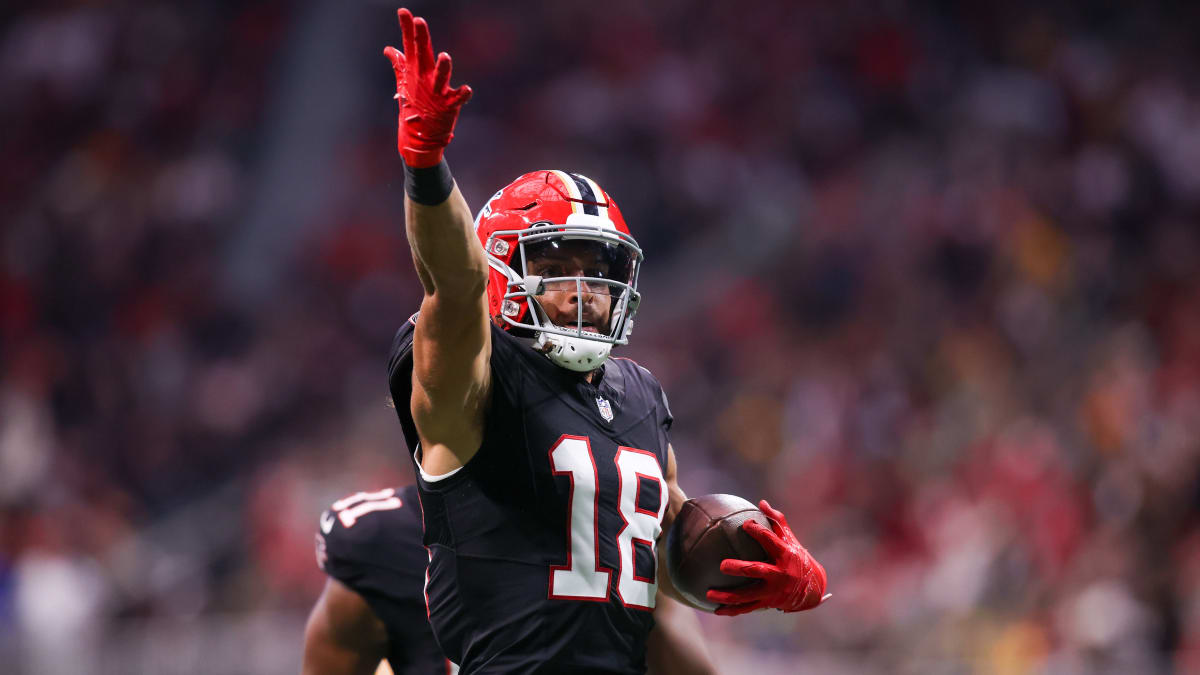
[448,83,473,106]
[713,600,769,617]
[719,558,785,582]
[433,52,453,93]
[413,17,436,74]
[398,8,416,62]
[758,499,783,521]
[706,586,768,606]
[383,45,403,67]
[758,499,792,537]
[741,520,788,560]
[383,46,405,85]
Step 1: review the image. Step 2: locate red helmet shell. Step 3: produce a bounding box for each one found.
[474,170,630,327]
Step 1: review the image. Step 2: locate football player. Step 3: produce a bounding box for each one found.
[301,484,717,675]
[382,8,828,673]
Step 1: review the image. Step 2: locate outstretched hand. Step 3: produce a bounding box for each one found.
[706,500,829,617]
[383,8,472,167]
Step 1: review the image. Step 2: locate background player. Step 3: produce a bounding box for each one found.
[384,7,827,672]
[301,484,447,675]
[301,483,716,675]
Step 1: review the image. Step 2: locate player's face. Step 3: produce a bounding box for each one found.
[527,241,613,334]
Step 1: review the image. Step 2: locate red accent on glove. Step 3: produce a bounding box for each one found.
[705,500,828,617]
[383,8,472,168]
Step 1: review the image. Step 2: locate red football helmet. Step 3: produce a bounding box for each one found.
[474,170,643,371]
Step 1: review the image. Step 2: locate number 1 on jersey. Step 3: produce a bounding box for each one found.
[549,436,611,600]
[329,488,403,529]
[548,435,667,609]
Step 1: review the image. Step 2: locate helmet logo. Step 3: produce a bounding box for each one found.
[491,239,510,255]
[596,396,614,423]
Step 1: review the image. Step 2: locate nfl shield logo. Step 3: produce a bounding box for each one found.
[596,397,614,422]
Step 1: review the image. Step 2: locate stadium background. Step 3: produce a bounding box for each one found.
[2,0,1199,672]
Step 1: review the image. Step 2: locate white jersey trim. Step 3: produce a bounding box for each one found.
[414,445,464,483]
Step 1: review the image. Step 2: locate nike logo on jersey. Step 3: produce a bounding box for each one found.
[320,510,336,534]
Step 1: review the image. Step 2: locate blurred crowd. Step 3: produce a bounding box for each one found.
[2,0,1199,673]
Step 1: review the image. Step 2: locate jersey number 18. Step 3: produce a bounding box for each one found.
[548,435,667,610]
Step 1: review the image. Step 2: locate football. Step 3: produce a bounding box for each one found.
[664,494,773,612]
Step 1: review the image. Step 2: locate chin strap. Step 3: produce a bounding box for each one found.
[534,331,612,372]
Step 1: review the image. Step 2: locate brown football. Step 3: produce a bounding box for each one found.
[664,494,772,612]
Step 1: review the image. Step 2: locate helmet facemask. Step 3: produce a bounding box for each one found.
[484,214,643,372]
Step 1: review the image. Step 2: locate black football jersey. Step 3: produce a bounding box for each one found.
[388,315,674,674]
[315,483,455,675]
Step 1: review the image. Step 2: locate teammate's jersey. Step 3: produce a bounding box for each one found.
[315,483,454,675]
[388,315,674,674]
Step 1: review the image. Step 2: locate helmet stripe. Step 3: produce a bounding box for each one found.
[549,170,582,214]
[566,172,600,216]
[580,175,608,220]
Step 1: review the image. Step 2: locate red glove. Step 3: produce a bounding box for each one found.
[383,8,472,168]
[706,500,829,617]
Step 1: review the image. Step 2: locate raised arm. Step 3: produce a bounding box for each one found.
[384,8,490,475]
